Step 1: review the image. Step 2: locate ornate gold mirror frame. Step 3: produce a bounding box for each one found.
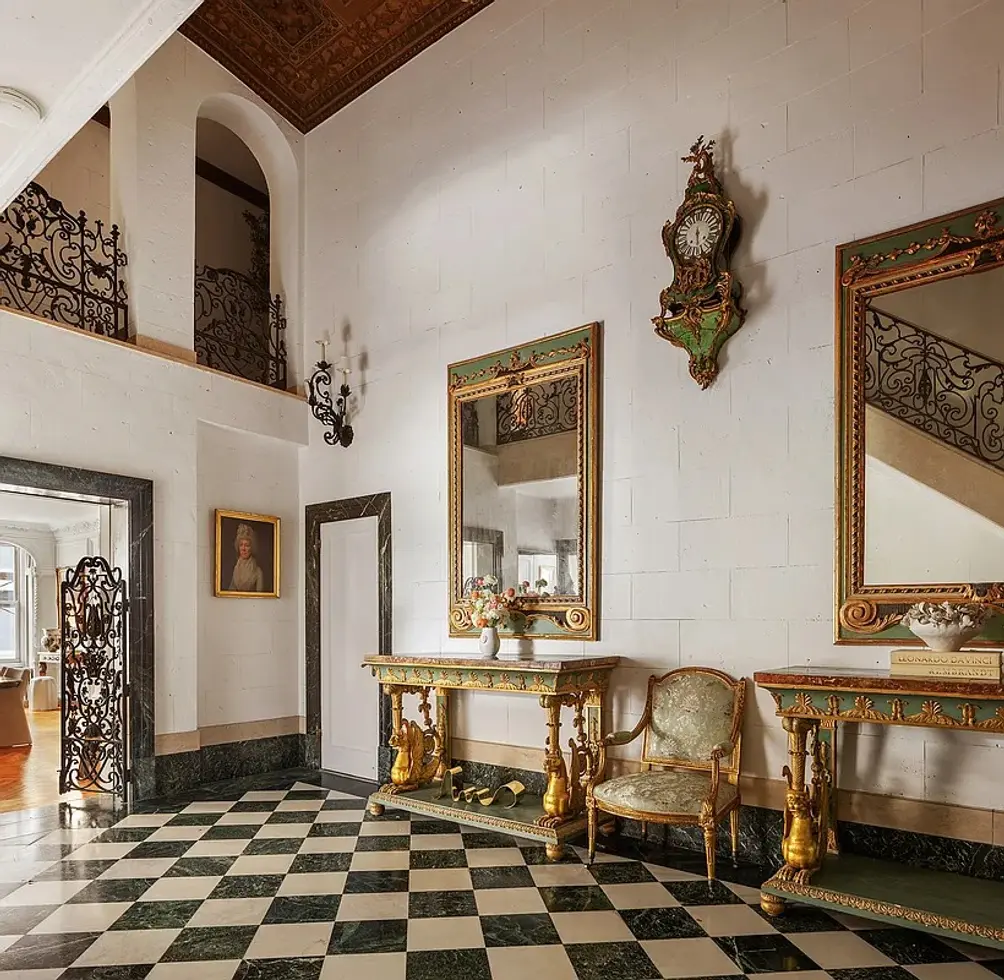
[836,199,1004,644]
[448,323,601,640]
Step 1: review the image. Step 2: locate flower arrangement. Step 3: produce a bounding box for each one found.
[517,578,551,597]
[469,575,515,629]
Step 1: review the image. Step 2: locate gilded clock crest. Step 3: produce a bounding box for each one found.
[653,136,747,388]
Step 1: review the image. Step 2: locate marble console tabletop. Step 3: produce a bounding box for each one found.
[755,665,1004,699]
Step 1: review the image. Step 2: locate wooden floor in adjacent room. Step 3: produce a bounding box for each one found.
[0,709,65,813]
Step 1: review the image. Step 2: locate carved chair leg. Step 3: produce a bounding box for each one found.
[703,825,717,881]
[587,801,597,864]
[730,808,740,864]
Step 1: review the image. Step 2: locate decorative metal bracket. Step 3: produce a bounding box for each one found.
[307,339,354,448]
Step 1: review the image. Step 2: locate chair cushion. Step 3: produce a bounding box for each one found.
[592,770,737,816]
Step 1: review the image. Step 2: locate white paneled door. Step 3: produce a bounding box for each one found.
[320,518,380,780]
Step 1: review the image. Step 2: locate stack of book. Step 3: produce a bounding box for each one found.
[890,649,1001,680]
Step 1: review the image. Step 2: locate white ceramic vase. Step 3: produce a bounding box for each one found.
[905,622,983,652]
[478,626,500,659]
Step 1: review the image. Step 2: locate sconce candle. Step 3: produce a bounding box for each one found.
[307,339,355,448]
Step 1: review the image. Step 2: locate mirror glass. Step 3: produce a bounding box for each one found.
[460,378,580,598]
[863,263,1004,584]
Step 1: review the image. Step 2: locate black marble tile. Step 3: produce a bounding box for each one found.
[620,906,706,940]
[481,912,561,947]
[287,790,329,800]
[520,844,582,865]
[409,889,478,918]
[0,903,59,934]
[234,958,324,980]
[854,928,968,965]
[565,940,660,980]
[109,899,202,931]
[167,812,223,826]
[469,865,535,890]
[34,859,116,881]
[410,818,461,835]
[243,837,303,855]
[328,918,407,955]
[343,870,410,893]
[355,834,410,852]
[166,856,237,877]
[538,885,614,912]
[91,827,157,843]
[588,861,657,884]
[69,878,157,903]
[61,966,155,980]
[458,760,548,799]
[161,925,258,962]
[756,904,847,933]
[289,852,353,874]
[307,821,359,837]
[230,800,280,812]
[664,879,745,906]
[982,962,1004,980]
[203,824,259,840]
[406,947,491,980]
[322,798,370,811]
[714,934,821,973]
[209,875,285,900]
[410,848,468,869]
[363,807,410,822]
[127,840,193,859]
[0,932,102,970]
[267,809,319,824]
[462,831,522,849]
[200,735,302,785]
[263,894,341,923]
[829,969,918,980]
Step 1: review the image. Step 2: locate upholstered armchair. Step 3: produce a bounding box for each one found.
[586,667,746,880]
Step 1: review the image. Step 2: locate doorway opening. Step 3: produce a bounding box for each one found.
[305,494,391,783]
[0,457,154,811]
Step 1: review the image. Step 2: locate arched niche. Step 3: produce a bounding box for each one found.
[197,93,301,389]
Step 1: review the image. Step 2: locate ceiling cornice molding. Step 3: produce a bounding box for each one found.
[0,520,54,536]
[0,0,203,210]
[53,519,101,539]
[180,0,495,133]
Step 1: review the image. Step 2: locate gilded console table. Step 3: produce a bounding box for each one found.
[755,666,1004,949]
[363,654,620,860]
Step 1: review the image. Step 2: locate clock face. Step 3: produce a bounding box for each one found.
[675,206,723,259]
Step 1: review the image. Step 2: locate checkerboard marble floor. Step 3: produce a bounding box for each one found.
[1,776,1003,980]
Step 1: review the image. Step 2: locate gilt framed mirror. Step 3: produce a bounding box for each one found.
[836,199,1004,643]
[448,323,601,640]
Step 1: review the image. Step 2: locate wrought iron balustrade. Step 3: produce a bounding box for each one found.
[864,307,1004,471]
[194,266,287,390]
[496,377,578,445]
[0,181,129,339]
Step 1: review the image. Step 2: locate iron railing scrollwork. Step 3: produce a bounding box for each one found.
[497,377,578,445]
[864,307,1004,471]
[60,556,127,797]
[194,265,287,390]
[0,181,129,338]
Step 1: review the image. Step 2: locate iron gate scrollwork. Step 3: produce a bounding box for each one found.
[60,556,128,796]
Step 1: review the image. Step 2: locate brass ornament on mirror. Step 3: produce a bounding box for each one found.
[447,324,601,640]
[836,198,1004,644]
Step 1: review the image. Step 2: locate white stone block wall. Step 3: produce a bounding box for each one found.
[298,0,1004,808]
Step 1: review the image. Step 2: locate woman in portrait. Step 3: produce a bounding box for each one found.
[230,523,265,593]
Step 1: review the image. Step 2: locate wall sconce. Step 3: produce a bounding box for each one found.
[307,338,354,448]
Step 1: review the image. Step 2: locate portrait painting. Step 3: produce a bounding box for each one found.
[214,510,280,598]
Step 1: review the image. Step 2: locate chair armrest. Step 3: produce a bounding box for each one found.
[703,742,734,816]
[602,710,650,748]
[710,740,733,760]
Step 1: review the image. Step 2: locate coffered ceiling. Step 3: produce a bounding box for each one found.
[180,0,494,133]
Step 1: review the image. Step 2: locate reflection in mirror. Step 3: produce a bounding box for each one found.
[461,379,580,598]
[863,264,1004,585]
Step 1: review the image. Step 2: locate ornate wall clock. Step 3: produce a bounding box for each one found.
[653,136,746,388]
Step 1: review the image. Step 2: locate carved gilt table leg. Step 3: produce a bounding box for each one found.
[384,686,442,796]
[761,715,825,914]
[435,687,451,781]
[818,718,839,854]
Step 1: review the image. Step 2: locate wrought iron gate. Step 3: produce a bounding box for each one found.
[59,556,128,796]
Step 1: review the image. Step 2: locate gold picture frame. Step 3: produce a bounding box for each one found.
[214,509,281,598]
[447,323,601,640]
[835,198,1004,643]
